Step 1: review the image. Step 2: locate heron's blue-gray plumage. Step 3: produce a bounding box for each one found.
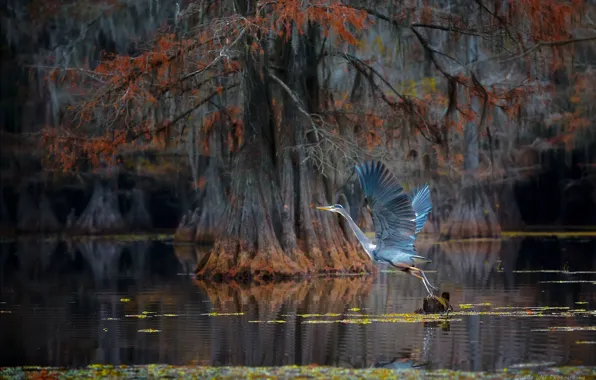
[410,184,433,234]
[317,160,437,295]
[354,161,416,252]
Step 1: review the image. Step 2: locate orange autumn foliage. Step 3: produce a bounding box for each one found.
[37,0,594,173]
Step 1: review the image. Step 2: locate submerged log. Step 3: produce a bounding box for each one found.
[76,181,126,234]
[414,292,453,314]
[440,184,501,239]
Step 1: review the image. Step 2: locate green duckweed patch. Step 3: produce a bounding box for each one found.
[1,364,595,379]
[137,329,161,333]
[502,231,596,237]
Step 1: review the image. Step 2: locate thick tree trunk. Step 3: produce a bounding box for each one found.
[195,26,306,280]
[440,184,501,239]
[76,181,126,234]
[285,24,371,274]
[196,146,306,280]
[441,26,500,240]
[195,19,371,280]
[174,208,199,242]
[492,182,525,231]
[0,187,11,233]
[194,158,227,242]
[276,96,313,271]
[16,188,61,233]
[125,188,152,231]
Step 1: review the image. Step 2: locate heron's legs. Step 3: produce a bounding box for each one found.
[409,271,434,296]
[393,263,435,296]
[413,267,438,292]
[401,265,438,292]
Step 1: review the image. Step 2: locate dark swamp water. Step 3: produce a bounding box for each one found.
[0,236,595,373]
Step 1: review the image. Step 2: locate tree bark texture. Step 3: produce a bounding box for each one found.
[75,181,126,234]
[0,187,11,232]
[442,21,500,239]
[125,188,153,231]
[195,20,373,280]
[440,184,502,239]
[16,188,61,233]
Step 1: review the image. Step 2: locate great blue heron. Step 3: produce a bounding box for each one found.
[317,160,437,296]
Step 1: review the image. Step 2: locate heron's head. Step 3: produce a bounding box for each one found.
[316,204,344,213]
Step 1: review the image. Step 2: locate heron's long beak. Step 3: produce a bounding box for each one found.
[316,205,333,211]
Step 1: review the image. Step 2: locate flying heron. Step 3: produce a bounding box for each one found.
[317,160,437,296]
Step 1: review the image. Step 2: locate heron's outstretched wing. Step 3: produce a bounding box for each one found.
[355,161,416,250]
[411,184,433,234]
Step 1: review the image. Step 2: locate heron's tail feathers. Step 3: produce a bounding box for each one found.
[411,184,433,234]
[410,254,432,265]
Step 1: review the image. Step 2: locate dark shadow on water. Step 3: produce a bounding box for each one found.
[0,237,595,371]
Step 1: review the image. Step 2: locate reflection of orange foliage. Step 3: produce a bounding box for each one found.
[193,276,374,313]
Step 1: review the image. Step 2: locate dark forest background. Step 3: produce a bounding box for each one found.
[1,0,595,277]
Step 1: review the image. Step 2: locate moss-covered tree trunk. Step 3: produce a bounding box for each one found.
[492,182,525,231]
[76,180,126,234]
[195,13,372,280]
[194,151,227,242]
[195,14,305,280]
[441,19,500,240]
[287,24,370,273]
[0,187,11,233]
[16,187,61,233]
[125,188,152,231]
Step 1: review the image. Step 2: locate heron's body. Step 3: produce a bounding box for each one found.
[317,161,437,295]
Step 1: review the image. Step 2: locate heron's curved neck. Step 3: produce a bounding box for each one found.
[336,208,376,260]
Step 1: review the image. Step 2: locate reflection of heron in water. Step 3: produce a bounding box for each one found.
[373,357,430,370]
[317,161,437,296]
[373,319,441,370]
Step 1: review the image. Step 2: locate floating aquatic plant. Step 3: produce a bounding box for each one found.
[532,326,596,332]
[201,312,244,316]
[539,280,596,284]
[248,320,287,324]
[459,303,491,309]
[125,314,149,319]
[138,329,161,333]
[2,364,595,379]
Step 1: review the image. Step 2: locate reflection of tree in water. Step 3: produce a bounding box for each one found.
[173,244,210,275]
[194,278,374,366]
[15,239,59,279]
[439,240,503,288]
[76,240,126,286]
[2,238,595,369]
[121,241,151,278]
